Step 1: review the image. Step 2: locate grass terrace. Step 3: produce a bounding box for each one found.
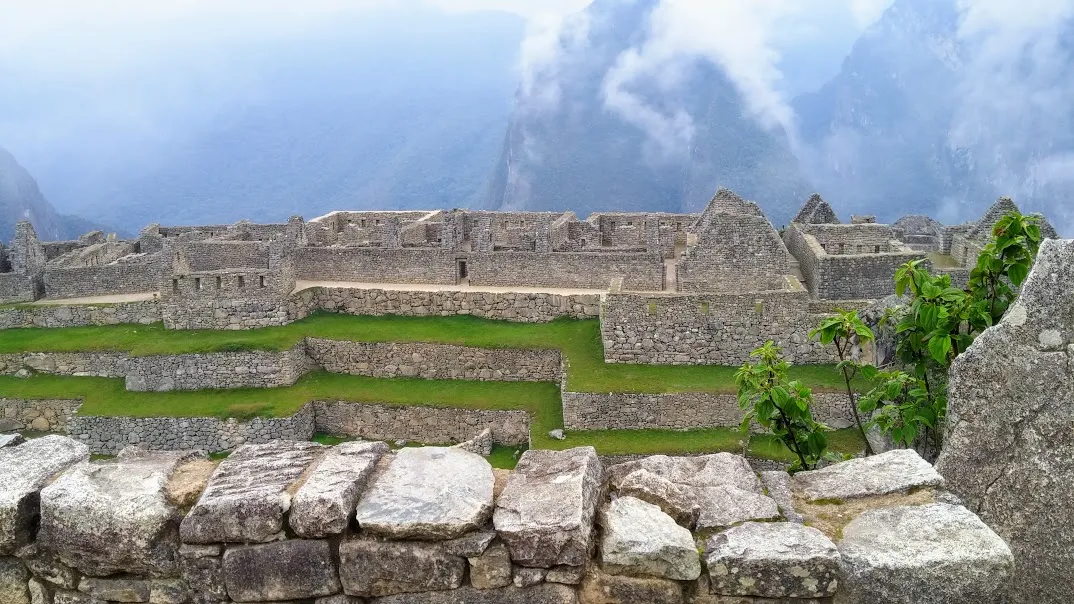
[0,313,864,394]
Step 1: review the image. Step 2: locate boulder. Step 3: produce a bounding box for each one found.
[222,539,340,603]
[793,449,943,502]
[77,579,150,603]
[289,441,388,538]
[836,503,1013,604]
[599,497,700,581]
[355,446,493,540]
[546,565,586,586]
[0,436,88,555]
[369,584,578,603]
[579,568,683,604]
[494,447,604,568]
[935,239,1074,604]
[468,542,513,590]
[38,450,195,577]
[0,557,29,604]
[615,470,698,527]
[337,538,465,598]
[179,441,323,543]
[704,522,839,599]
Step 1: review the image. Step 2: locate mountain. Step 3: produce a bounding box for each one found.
[795,0,1074,231]
[483,0,812,223]
[1,7,525,232]
[0,145,102,243]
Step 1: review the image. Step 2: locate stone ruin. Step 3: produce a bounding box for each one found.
[0,434,1015,604]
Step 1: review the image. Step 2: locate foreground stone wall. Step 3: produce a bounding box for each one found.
[0,301,160,329]
[0,438,1013,604]
[600,290,834,365]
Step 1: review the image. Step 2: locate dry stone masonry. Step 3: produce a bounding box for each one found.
[0,439,1013,604]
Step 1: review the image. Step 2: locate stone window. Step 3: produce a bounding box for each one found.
[627,221,633,227]
[375,220,381,226]
[238,276,245,288]
[215,276,222,290]
[194,277,202,291]
[875,245,882,253]
[172,279,179,294]
[259,276,266,288]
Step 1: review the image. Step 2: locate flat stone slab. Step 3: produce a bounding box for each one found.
[600,496,701,581]
[369,583,578,603]
[338,538,465,598]
[793,449,943,502]
[694,485,781,532]
[78,578,151,603]
[355,446,493,539]
[290,441,388,538]
[180,441,324,543]
[39,450,195,577]
[705,522,840,599]
[837,503,1013,604]
[494,447,604,568]
[608,453,762,493]
[222,539,340,603]
[0,436,89,554]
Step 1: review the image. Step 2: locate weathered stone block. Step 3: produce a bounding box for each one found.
[289,441,388,538]
[337,538,465,598]
[77,579,150,603]
[180,441,323,543]
[836,503,1013,604]
[579,568,683,604]
[468,542,513,590]
[222,539,340,603]
[793,449,943,502]
[0,436,88,555]
[693,486,780,533]
[0,557,29,604]
[39,451,194,577]
[704,522,839,599]
[599,497,700,581]
[15,544,78,590]
[355,446,493,540]
[495,447,603,568]
[369,584,578,603]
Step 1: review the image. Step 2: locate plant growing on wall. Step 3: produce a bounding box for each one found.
[857,368,945,460]
[810,310,876,455]
[736,341,830,472]
[967,212,1043,328]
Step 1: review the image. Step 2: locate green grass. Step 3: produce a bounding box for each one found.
[0,313,865,394]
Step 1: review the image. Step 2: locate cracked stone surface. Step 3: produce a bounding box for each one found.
[0,436,89,555]
[599,496,700,581]
[836,503,1013,604]
[704,522,839,599]
[289,441,388,538]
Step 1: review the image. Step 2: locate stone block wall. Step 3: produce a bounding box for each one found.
[0,352,129,378]
[301,286,602,322]
[313,400,530,447]
[42,263,161,299]
[466,251,664,291]
[0,398,80,432]
[162,297,292,330]
[600,291,834,365]
[0,301,161,329]
[0,274,41,304]
[306,338,562,382]
[294,247,457,284]
[0,438,1014,604]
[124,346,316,392]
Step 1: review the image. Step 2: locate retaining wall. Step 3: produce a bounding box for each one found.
[0,300,161,329]
[125,346,317,392]
[312,400,530,447]
[0,398,80,432]
[0,352,129,378]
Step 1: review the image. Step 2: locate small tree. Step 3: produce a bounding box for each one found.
[968,212,1043,328]
[736,341,830,472]
[810,310,876,455]
[857,369,946,460]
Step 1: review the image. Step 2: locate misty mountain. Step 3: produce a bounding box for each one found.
[483,0,812,223]
[795,0,1074,230]
[0,145,102,243]
[1,8,524,232]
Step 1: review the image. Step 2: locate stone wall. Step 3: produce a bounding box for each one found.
[467,251,664,291]
[0,301,160,329]
[161,297,292,330]
[0,398,80,432]
[301,286,602,322]
[600,291,834,365]
[0,438,1014,604]
[562,389,854,431]
[313,400,530,446]
[306,339,561,382]
[125,346,316,392]
[42,263,161,299]
[0,274,40,304]
[294,247,457,284]
[0,352,129,378]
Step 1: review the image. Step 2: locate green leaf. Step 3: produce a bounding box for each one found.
[928,335,952,365]
[1008,262,1029,287]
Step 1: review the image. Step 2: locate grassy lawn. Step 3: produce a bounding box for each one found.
[0,372,865,462]
[0,313,863,394]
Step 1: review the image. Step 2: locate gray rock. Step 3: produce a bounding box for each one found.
[289,441,388,538]
[607,454,761,493]
[935,239,1074,604]
[0,436,88,554]
[548,429,566,441]
[313,596,363,604]
[0,557,29,604]
[615,470,698,527]
[77,579,150,603]
[705,522,840,599]
[355,447,493,540]
[146,581,187,604]
[222,540,340,603]
[27,580,49,604]
[39,451,194,577]
[494,447,604,568]
[51,592,98,604]
[759,471,803,523]
[369,584,578,603]
[0,434,24,449]
[179,441,324,543]
[15,544,78,590]
[579,568,683,604]
[468,542,513,590]
[440,529,497,557]
[337,538,465,598]
[600,497,700,581]
[684,575,832,604]
[546,565,586,586]
[793,449,943,502]
[177,549,225,600]
[513,567,547,588]
[693,485,781,532]
[836,503,1013,604]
